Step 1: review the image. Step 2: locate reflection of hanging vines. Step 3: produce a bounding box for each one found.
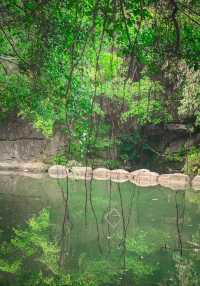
[58,178,72,268]
[124,186,136,234]
[118,184,127,270]
[175,191,186,257]
[101,180,114,254]
[84,177,89,227]
[88,180,103,254]
[117,184,136,271]
[107,179,112,253]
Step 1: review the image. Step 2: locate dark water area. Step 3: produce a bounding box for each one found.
[0,174,200,286]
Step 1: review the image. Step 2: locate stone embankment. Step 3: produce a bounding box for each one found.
[48,165,200,191]
[0,163,199,190]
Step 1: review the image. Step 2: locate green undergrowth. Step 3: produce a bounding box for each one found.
[184,147,200,176]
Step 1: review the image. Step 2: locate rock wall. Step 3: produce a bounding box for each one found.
[0,114,66,162]
[145,124,200,153]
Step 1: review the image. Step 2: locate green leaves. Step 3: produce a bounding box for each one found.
[178,61,200,126]
[0,209,72,286]
[0,0,200,169]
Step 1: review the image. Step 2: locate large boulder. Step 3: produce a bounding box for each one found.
[192,175,200,191]
[111,169,130,183]
[48,165,68,179]
[93,168,111,180]
[70,166,92,179]
[129,169,159,187]
[158,173,190,190]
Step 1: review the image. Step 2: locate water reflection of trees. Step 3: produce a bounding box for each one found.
[58,178,71,269]
[161,190,200,286]
[1,181,200,285]
[80,181,159,285]
[0,209,71,286]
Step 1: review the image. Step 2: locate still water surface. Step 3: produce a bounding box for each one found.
[0,174,200,286]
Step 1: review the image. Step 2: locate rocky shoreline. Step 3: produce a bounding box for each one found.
[0,162,199,191]
[48,165,200,191]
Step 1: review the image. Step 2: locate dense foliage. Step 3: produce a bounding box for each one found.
[0,0,200,168]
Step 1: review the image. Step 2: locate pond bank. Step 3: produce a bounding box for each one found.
[0,161,200,191]
[49,165,200,191]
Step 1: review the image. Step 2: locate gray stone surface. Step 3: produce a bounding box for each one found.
[48,165,68,178]
[0,170,46,179]
[158,173,190,190]
[129,169,159,187]
[111,169,130,182]
[93,168,111,180]
[0,114,66,162]
[0,140,48,161]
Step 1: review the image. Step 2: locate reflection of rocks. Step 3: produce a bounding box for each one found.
[0,161,48,172]
[0,175,48,236]
[129,169,159,187]
[70,167,92,179]
[192,176,200,191]
[0,171,45,180]
[20,172,46,179]
[93,168,111,180]
[48,165,68,178]
[158,173,190,190]
[0,174,19,193]
[111,169,130,183]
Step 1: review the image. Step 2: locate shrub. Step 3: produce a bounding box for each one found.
[184,147,200,175]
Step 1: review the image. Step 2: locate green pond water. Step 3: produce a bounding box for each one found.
[0,174,200,286]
